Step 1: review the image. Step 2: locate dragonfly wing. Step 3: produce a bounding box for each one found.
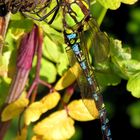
[87,18,110,63]
[78,70,99,118]
[65,32,99,118]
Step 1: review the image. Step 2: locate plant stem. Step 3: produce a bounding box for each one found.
[0,120,11,140]
[0,103,11,140]
[97,8,107,26]
[0,13,10,54]
[59,85,75,110]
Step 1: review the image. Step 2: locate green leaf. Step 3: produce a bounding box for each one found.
[7,48,17,78]
[97,0,121,10]
[127,72,140,98]
[49,9,63,31]
[5,29,15,51]
[109,38,140,79]
[43,36,68,76]
[56,53,69,76]
[0,77,11,107]
[131,47,140,62]
[43,36,63,63]
[36,21,63,44]
[11,13,23,20]
[112,59,140,79]
[95,61,121,86]
[40,58,57,83]
[31,56,57,83]
[122,0,138,4]
[10,14,33,29]
[90,1,106,19]
[9,16,33,40]
[97,0,138,10]
[110,39,131,60]
[127,102,140,128]
[96,71,121,87]
[7,13,33,43]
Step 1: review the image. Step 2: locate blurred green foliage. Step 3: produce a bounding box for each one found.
[0,0,140,139]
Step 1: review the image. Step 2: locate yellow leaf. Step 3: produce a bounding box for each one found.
[32,135,42,140]
[24,102,44,125]
[40,91,60,110]
[1,97,29,121]
[24,92,60,125]
[68,99,99,121]
[14,127,27,140]
[54,63,79,90]
[33,110,75,140]
[82,98,99,118]
[122,0,138,4]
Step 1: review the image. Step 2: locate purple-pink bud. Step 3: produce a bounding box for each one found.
[6,26,39,103]
[16,26,38,70]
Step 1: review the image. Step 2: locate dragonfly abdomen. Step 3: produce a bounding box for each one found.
[65,31,96,85]
[65,30,112,139]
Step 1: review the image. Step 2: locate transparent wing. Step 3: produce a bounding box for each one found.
[66,45,99,118]
[86,18,110,63]
[76,17,108,116]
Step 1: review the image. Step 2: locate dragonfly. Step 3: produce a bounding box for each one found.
[62,0,112,139]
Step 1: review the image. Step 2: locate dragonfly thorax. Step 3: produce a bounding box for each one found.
[62,0,90,29]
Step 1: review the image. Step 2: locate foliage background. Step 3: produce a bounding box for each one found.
[1,1,140,140]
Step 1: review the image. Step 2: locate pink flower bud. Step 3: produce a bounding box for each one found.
[7,26,39,103]
[17,26,38,70]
